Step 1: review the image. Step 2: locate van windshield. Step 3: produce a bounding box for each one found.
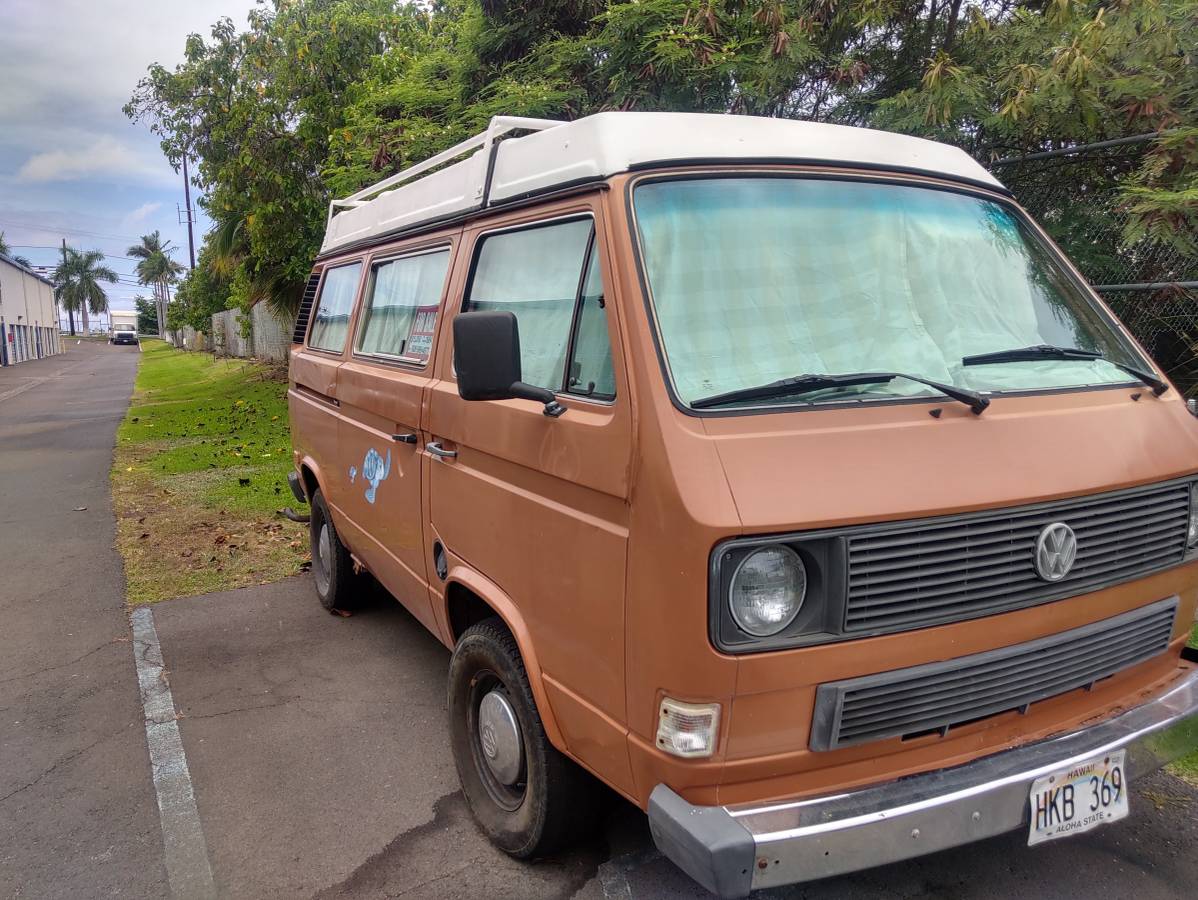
[632,177,1145,410]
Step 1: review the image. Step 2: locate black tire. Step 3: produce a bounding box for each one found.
[448,618,597,858]
[309,488,357,612]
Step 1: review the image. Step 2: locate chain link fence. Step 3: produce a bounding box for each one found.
[992,135,1197,394]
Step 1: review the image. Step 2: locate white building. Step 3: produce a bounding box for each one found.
[0,253,62,366]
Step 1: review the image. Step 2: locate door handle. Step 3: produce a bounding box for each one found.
[426,441,457,459]
[392,432,418,444]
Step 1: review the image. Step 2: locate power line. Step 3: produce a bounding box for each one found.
[7,244,141,261]
[0,219,143,241]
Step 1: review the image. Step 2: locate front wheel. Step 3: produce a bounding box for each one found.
[448,619,597,857]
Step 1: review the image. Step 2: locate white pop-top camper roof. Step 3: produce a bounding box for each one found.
[320,111,1004,256]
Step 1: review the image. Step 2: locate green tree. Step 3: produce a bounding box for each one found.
[173,245,233,333]
[134,296,159,335]
[127,231,185,337]
[872,0,1197,266]
[126,0,410,320]
[130,1,1197,325]
[52,249,118,336]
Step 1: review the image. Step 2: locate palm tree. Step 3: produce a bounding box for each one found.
[53,248,117,336]
[0,231,34,268]
[127,231,184,337]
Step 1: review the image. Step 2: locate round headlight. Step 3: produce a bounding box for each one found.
[728,546,806,637]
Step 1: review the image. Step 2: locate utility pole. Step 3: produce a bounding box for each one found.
[61,238,75,336]
[182,153,196,270]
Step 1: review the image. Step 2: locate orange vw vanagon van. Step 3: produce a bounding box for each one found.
[288,113,1198,897]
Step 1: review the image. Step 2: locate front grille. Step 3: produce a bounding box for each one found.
[810,598,1177,751]
[845,481,1191,634]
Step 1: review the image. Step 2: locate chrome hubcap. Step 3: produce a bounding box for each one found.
[477,690,522,786]
[315,523,331,594]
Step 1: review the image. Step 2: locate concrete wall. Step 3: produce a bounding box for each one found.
[248,304,292,362]
[211,309,249,358]
[211,306,292,362]
[162,304,292,364]
[0,255,62,366]
[169,326,208,352]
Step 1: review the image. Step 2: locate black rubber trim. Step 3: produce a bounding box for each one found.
[647,784,755,899]
[1183,646,1198,663]
[809,597,1178,751]
[626,155,1014,197]
[287,471,306,504]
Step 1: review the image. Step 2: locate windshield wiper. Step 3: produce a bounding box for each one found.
[961,344,1168,395]
[691,372,989,414]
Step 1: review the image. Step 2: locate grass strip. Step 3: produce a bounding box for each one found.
[112,340,307,604]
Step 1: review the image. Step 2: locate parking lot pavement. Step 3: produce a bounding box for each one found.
[152,574,1198,900]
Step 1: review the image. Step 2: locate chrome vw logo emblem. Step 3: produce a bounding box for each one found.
[1035,522,1077,582]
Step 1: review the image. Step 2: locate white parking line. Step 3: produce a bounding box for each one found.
[131,607,217,899]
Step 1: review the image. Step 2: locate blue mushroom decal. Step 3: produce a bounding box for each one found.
[360,447,391,504]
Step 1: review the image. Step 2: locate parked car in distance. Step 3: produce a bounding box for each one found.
[287,112,1198,898]
[110,311,139,346]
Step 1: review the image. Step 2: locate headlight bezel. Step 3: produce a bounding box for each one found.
[1187,482,1198,552]
[710,534,846,654]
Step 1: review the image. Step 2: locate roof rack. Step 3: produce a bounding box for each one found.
[326,115,565,227]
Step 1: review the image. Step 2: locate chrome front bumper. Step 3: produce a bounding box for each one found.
[647,661,1198,898]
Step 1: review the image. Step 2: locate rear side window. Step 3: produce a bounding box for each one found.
[465,218,615,399]
[308,262,362,353]
[357,249,450,364]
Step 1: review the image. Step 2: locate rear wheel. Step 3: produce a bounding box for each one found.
[448,618,597,857]
[309,488,357,612]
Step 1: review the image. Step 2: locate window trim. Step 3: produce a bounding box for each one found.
[351,242,453,370]
[624,168,1153,419]
[305,259,365,357]
[461,212,618,406]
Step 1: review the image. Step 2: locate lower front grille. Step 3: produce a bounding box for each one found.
[810,598,1178,751]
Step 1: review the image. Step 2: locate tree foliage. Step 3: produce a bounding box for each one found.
[0,232,34,268]
[129,1,1196,319]
[52,248,118,335]
[135,296,160,335]
[172,245,233,333]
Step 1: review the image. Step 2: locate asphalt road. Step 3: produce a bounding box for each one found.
[2,340,1196,899]
[0,341,167,898]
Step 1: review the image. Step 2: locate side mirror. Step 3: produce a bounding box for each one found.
[453,311,565,417]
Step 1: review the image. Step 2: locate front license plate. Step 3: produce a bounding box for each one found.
[1028,749,1128,846]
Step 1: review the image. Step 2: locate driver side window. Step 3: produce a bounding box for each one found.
[464,218,615,399]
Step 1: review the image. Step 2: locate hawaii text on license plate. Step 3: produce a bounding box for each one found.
[1028,749,1128,846]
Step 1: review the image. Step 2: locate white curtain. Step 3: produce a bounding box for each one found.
[309,262,362,353]
[469,219,592,390]
[570,251,616,396]
[358,250,450,360]
[634,179,1129,406]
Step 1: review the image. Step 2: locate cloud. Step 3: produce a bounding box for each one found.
[17,135,163,184]
[122,201,163,228]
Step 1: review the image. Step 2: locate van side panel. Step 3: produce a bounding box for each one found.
[333,235,459,634]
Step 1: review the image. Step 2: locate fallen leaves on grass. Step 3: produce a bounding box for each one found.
[111,343,307,604]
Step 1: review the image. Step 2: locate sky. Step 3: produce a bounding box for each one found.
[0,0,260,322]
